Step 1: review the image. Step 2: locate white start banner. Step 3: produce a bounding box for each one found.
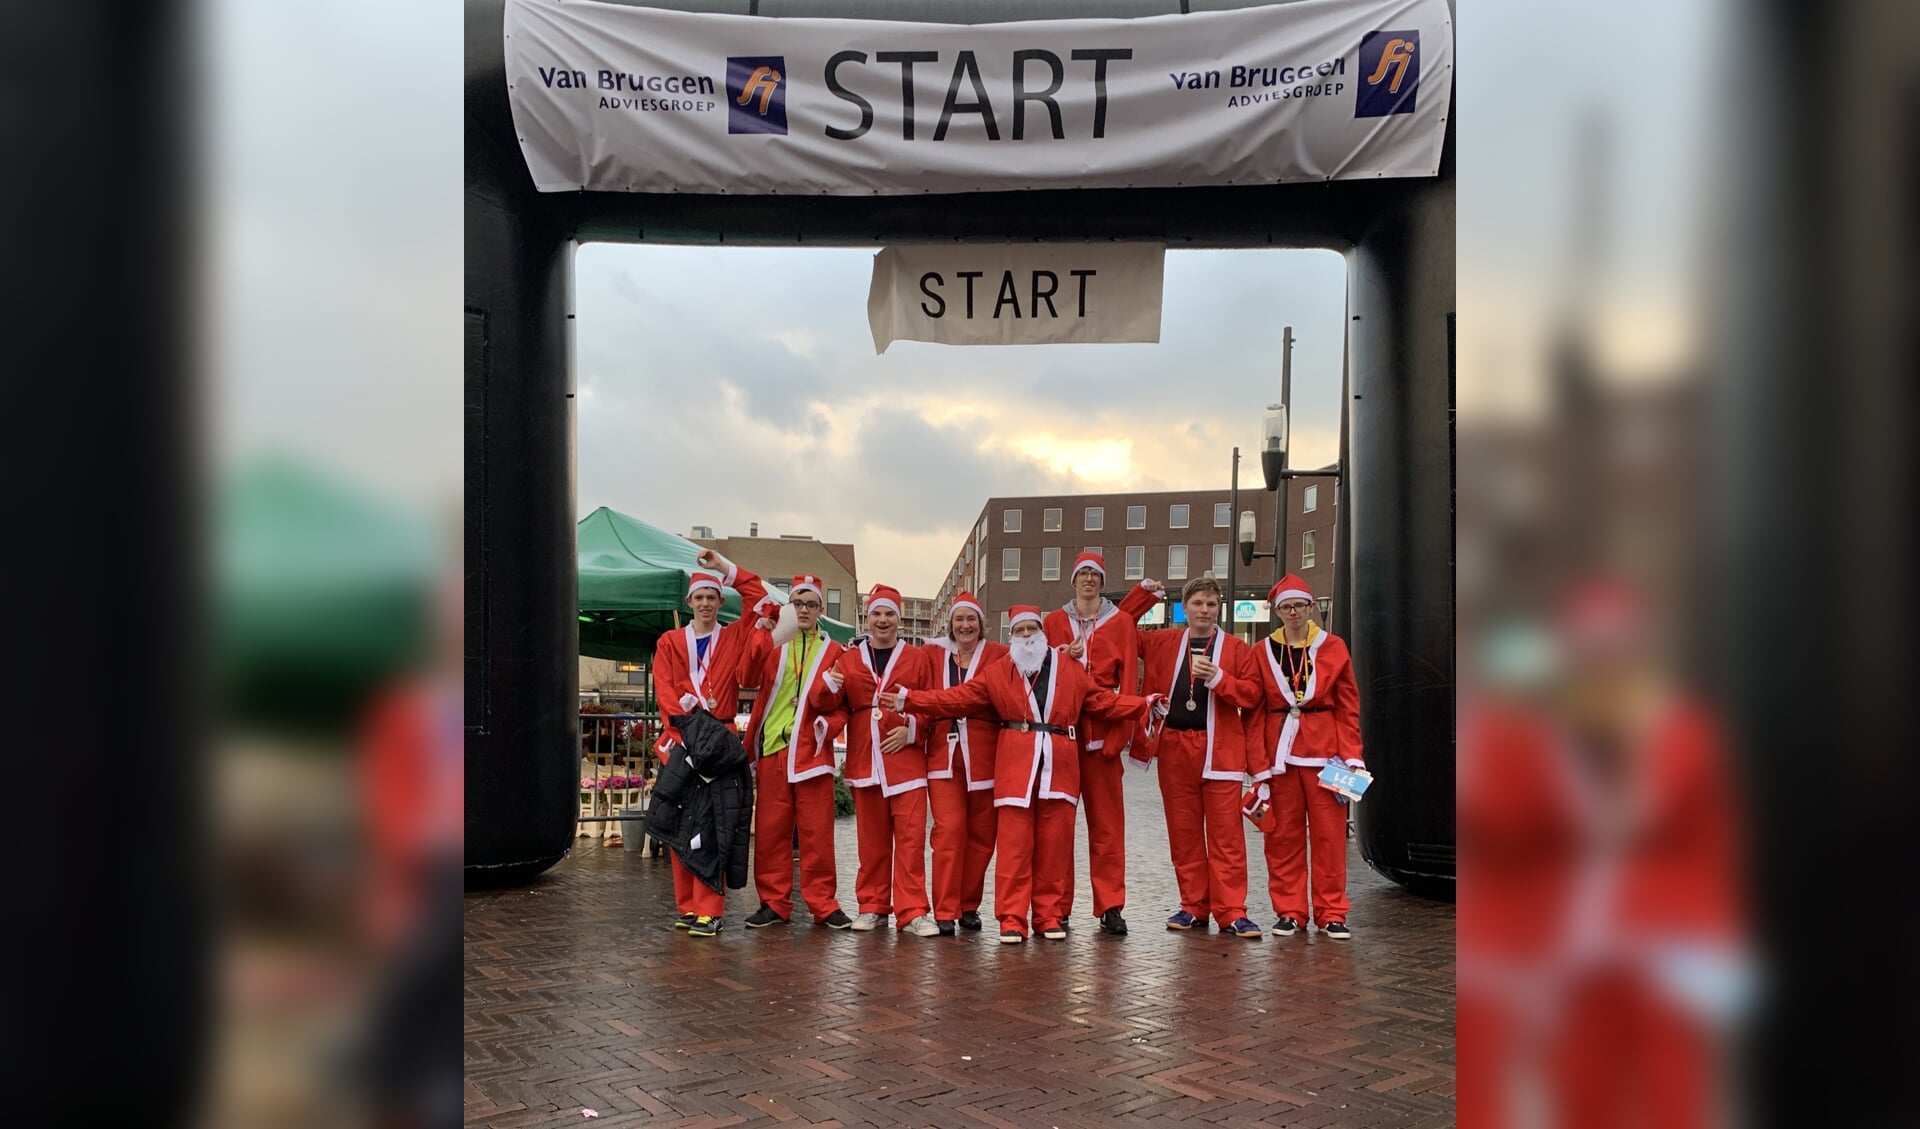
[867,243,1165,353]
[503,0,1453,196]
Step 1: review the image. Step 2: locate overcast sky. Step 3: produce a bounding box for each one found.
[578,246,1347,596]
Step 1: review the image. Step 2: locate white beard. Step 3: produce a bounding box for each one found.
[1009,634,1049,677]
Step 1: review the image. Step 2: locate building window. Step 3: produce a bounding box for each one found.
[771,579,791,593]
[979,515,988,542]
[1125,545,1145,580]
[827,589,842,620]
[1127,505,1146,530]
[1004,508,1022,533]
[1301,529,1317,570]
[1212,544,1229,577]
[975,549,985,589]
[1085,506,1104,531]
[999,610,1010,643]
[1214,502,1231,527]
[1002,547,1021,581]
[1169,504,1190,529]
[1083,545,1102,560]
[1167,545,1189,580]
[1043,507,1062,532]
[1304,485,1319,513]
[1042,546,1061,581]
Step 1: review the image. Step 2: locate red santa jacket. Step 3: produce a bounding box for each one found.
[1247,625,1365,780]
[739,625,848,785]
[1042,582,1160,757]
[900,648,1149,808]
[652,564,773,757]
[809,639,933,797]
[918,638,1008,791]
[1138,627,1264,780]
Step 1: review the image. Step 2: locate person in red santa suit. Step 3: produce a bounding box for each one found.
[1043,552,1163,935]
[737,574,853,931]
[882,606,1160,944]
[651,548,774,937]
[1127,574,1267,937]
[808,585,940,937]
[918,593,1007,935]
[1246,575,1367,940]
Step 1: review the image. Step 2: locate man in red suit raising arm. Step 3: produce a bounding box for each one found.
[651,549,773,937]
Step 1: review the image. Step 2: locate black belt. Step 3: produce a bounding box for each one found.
[1006,720,1076,739]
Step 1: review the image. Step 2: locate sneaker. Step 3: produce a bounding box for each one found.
[1165,910,1202,931]
[673,913,696,931]
[1273,916,1301,937]
[1041,923,1067,941]
[687,915,721,938]
[937,919,957,936]
[999,930,1025,944]
[903,915,941,938]
[958,910,983,931]
[744,904,787,929]
[1323,920,1352,940]
[819,909,853,930]
[850,912,885,932]
[1099,908,1129,936]
[1225,917,1264,939]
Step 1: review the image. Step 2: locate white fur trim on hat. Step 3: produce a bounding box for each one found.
[1009,609,1043,627]
[951,597,983,617]
[867,596,900,615]
[1273,588,1312,605]
[687,573,722,596]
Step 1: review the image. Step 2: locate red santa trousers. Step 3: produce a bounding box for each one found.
[851,784,930,925]
[928,774,997,920]
[1263,762,1351,925]
[671,851,726,918]
[1065,751,1128,919]
[752,753,841,920]
[1155,728,1248,926]
[993,793,1077,936]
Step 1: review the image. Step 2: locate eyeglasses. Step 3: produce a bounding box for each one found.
[791,600,823,611]
[1277,603,1312,614]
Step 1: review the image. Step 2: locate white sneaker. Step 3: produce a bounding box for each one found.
[902,915,940,938]
[850,912,885,932]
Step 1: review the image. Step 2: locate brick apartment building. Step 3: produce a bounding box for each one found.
[931,477,1338,643]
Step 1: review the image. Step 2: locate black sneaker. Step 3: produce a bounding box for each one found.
[958,910,982,931]
[687,915,721,938]
[1323,920,1351,941]
[674,913,697,931]
[745,904,787,929]
[1273,916,1301,937]
[1099,908,1129,935]
[937,919,957,936]
[819,909,854,930]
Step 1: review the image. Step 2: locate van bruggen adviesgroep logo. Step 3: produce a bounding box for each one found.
[727,56,788,134]
[1355,31,1418,118]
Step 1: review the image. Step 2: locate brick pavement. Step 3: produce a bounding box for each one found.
[467,770,1454,1127]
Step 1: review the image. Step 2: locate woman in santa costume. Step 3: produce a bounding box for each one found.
[918,593,1006,935]
[883,606,1159,944]
[1042,552,1161,935]
[1129,574,1267,938]
[808,585,940,937]
[651,548,773,937]
[1247,575,1366,940]
[737,574,853,931]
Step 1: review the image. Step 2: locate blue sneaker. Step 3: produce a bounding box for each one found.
[1225,917,1264,939]
[1166,910,1202,931]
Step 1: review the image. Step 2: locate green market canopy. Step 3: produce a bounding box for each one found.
[578,506,854,662]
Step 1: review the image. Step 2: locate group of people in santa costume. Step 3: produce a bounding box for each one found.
[652,549,1370,945]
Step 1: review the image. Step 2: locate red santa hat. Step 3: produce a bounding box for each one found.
[865,584,902,617]
[789,573,823,599]
[1070,552,1106,580]
[1008,605,1044,628]
[948,591,983,621]
[686,571,723,598]
[1268,574,1313,606]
